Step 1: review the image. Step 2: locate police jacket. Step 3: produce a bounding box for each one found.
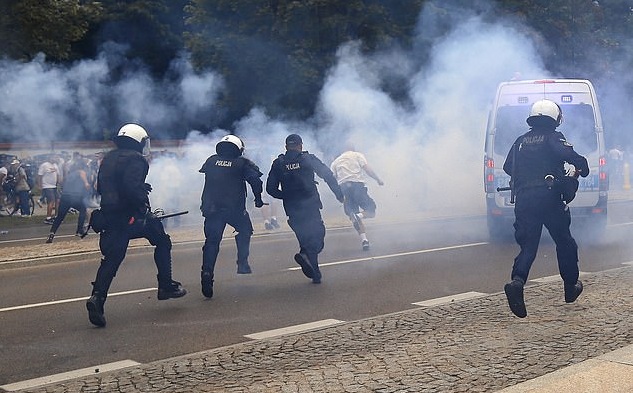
[199,154,263,216]
[98,148,150,218]
[503,126,589,192]
[266,150,343,210]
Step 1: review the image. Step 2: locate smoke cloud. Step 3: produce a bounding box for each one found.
[0,43,223,142]
[147,1,549,223]
[8,0,630,233]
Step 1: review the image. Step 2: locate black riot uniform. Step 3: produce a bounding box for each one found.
[199,138,263,298]
[502,101,589,318]
[86,124,186,328]
[266,134,344,283]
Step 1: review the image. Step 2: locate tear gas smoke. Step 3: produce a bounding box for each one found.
[5,0,632,235]
[148,1,550,224]
[0,43,223,142]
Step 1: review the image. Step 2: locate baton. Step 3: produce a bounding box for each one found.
[155,210,189,220]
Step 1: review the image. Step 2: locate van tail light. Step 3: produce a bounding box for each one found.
[599,156,608,191]
[484,157,496,193]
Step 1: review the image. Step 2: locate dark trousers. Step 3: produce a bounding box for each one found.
[18,190,30,216]
[287,205,326,277]
[202,209,253,274]
[51,194,86,234]
[92,214,173,295]
[511,187,579,285]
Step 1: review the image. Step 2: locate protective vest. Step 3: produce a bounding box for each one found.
[98,148,149,216]
[276,151,319,201]
[200,154,250,214]
[513,129,565,191]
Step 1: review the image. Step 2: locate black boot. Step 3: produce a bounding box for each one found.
[157,276,187,300]
[293,253,314,279]
[86,291,107,327]
[236,260,252,274]
[201,271,214,298]
[504,279,527,318]
[564,280,583,303]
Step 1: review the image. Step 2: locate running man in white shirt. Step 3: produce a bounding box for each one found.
[330,144,383,251]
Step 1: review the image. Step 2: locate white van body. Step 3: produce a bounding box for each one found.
[484,79,608,240]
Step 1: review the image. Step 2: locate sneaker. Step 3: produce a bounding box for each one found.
[564,280,583,303]
[44,218,54,225]
[294,253,314,279]
[201,271,214,298]
[504,279,527,318]
[86,294,106,327]
[312,271,322,284]
[271,218,280,229]
[157,280,187,300]
[45,233,55,244]
[264,222,273,230]
[237,262,252,274]
[362,240,370,251]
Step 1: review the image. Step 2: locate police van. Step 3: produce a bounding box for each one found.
[484,79,608,240]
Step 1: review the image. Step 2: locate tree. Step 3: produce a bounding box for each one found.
[184,0,426,128]
[0,0,102,62]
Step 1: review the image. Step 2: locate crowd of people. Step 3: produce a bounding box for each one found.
[0,151,104,229]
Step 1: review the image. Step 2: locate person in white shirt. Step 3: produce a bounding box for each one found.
[38,155,60,224]
[330,144,384,251]
[0,161,8,210]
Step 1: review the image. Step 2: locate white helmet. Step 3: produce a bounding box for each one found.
[216,135,245,156]
[527,99,562,127]
[117,123,149,143]
[116,123,150,155]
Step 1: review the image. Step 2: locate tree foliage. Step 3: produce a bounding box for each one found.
[0,0,632,136]
[0,0,102,61]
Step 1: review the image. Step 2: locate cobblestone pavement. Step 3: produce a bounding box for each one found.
[13,265,632,393]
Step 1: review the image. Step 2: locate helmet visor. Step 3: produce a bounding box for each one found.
[142,138,151,157]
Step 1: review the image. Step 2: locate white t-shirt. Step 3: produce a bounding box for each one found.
[38,161,59,189]
[330,150,368,184]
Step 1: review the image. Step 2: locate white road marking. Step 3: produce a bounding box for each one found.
[0,360,140,392]
[0,288,157,313]
[287,242,489,271]
[244,319,345,340]
[530,271,589,284]
[412,291,488,307]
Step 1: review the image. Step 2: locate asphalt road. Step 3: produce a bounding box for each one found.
[1,206,632,387]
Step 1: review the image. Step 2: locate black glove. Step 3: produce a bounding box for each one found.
[143,183,153,194]
[254,197,264,208]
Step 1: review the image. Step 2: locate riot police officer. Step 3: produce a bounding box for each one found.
[266,134,344,284]
[86,124,186,327]
[502,100,589,318]
[199,135,264,298]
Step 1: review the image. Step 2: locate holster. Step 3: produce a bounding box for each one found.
[557,176,579,203]
[89,209,107,233]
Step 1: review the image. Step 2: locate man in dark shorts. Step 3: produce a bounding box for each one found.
[330,144,383,251]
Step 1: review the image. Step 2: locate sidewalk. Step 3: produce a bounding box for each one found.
[3,193,633,392]
[5,268,632,392]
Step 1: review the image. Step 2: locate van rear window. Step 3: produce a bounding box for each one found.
[493,104,597,156]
